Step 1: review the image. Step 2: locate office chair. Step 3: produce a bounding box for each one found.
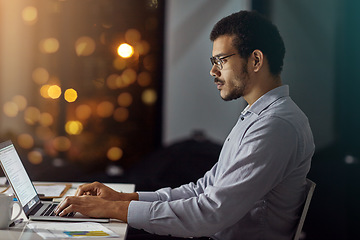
[293,178,316,240]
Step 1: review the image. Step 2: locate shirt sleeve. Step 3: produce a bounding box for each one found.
[128,116,300,238]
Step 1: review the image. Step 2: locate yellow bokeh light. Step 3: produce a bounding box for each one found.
[64,88,78,102]
[75,104,92,120]
[28,150,43,165]
[48,85,62,99]
[39,38,59,54]
[142,89,157,105]
[117,92,133,107]
[24,106,41,125]
[75,36,96,56]
[32,68,49,85]
[65,121,83,135]
[3,101,19,117]
[107,147,123,161]
[113,107,129,122]
[96,101,114,118]
[53,136,71,152]
[40,85,51,98]
[117,43,134,58]
[22,6,38,25]
[125,29,141,44]
[18,134,34,149]
[40,112,53,127]
[12,95,27,111]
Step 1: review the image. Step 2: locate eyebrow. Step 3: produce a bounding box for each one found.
[212,53,226,58]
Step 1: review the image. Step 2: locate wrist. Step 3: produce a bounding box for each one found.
[111,201,131,222]
[118,192,139,201]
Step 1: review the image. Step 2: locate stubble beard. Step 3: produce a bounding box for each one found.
[217,62,249,102]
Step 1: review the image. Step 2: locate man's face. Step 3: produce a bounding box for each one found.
[210,35,249,101]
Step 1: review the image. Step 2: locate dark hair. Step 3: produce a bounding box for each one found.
[210,11,285,75]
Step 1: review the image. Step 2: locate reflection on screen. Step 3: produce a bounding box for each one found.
[0,144,37,208]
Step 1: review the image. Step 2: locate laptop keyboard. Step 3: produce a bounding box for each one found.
[40,203,75,217]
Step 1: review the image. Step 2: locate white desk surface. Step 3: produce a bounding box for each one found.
[0,182,135,240]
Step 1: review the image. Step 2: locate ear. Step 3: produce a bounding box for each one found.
[251,50,264,73]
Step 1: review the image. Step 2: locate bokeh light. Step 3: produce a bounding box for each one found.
[39,112,54,127]
[106,74,120,90]
[75,36,96,56]
[121,68,137,85]
[135,40,150,55]
[113,57,127,70]
[39,38,60,54]
[17,134,34,149]
[22,6,38,25]
[40,85,51,98]
[142,89,157,105]
[125,29,141,44]
[137,71,152,87]
[75,104,92,120]
[113,107,129,122]
[32,68,49,85]
[3,101,19,117]
[117,92,133,107]
[53,136,71,152]
[65,121,83,135]
[28,150,43,165]
[12,95,28,111]
[117,43,134,58]
[24,106,41,125]
[107,147,123,161]
[97,101,114,118]
[48,85,62,99]
[64,88,78,102]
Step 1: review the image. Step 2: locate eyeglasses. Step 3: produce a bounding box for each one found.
[210,53,236,70]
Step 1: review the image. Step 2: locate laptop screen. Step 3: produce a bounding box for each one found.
[0,140,39,213]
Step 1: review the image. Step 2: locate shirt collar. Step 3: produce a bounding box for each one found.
[243,85,289,116]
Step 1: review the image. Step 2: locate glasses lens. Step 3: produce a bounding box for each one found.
[210,57,222,70]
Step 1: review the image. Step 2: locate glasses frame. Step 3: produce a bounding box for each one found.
[210,53,236,70]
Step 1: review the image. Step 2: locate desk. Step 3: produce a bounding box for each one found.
[0,182,135,240]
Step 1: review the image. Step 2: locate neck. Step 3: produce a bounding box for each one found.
[244,75,282,106]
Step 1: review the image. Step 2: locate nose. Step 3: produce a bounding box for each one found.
[209,64,220,77]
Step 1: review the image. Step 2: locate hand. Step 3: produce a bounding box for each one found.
[75,181,138,201]
[54,195,130,222]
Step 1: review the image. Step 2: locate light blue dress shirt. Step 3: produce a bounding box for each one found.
[128,85,315,240]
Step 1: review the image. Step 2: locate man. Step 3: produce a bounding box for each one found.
[55,10,315,240]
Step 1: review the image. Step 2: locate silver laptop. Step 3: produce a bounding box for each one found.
[0,140,109,223]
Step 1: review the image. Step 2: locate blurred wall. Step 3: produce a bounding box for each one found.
[271,0,339,150]
[163,0,250,145]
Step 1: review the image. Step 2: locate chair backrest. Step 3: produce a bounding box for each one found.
[293,178,316,240]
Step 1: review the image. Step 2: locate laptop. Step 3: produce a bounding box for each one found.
[0,140,109,223]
